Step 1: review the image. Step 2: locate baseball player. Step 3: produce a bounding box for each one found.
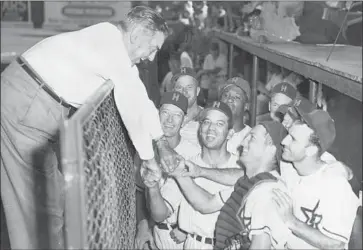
[272,106,359,249]
[219,77,252,155]
[172,67,203,147]
[168,101,241,249]
[256,81,297,123]
[172,121,290,249]
[138,91,201,249]
[275,96,357,192]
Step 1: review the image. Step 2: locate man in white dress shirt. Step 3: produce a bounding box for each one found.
[1,6,177,249]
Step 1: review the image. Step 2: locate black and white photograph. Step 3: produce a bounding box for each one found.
[1,1,362,249]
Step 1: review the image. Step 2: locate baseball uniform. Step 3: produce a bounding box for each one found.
[135,137,201,249]
[286,164,359,249]
[280,152,347,192]
[178,154,240,249]
[227,126,251,155]
[180,106,203,147]
[216,171,291,250]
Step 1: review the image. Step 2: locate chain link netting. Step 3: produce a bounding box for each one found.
[81,90,136,249]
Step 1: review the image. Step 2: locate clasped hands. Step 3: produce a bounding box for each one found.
[141,154,202,188]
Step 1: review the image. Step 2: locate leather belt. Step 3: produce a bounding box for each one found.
[191,234,216,245]
[156,223,177,231]
[16,57,74,110]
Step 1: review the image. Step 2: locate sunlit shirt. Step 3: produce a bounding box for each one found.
[23,22,163,160]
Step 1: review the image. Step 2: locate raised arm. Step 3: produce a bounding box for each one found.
[182,160,245,186]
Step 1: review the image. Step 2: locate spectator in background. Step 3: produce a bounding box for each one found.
[197,42,228,102]
[160,52,182,95]
[179,42,194,69]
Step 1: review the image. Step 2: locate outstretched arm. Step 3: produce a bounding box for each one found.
[174,176,224,214]
[182,160,245,186]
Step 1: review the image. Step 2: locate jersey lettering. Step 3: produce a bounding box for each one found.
[301,200,323,229]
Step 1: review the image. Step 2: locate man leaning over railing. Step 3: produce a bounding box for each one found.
[1,6,179,250]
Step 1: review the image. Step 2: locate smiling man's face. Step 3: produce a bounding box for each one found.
[159,104,184,137]
[199,110,230,149]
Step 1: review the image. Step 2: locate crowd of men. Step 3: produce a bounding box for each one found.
[1,4,361,250]
[135,61,362,249]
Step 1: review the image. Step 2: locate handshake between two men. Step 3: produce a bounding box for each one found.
[140,151,197,188]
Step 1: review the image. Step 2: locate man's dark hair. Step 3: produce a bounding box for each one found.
[123,6,169,36]
[309,132,324,157]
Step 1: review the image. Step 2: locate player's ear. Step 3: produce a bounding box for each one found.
[268,101,271,112]
[306,144,318,157]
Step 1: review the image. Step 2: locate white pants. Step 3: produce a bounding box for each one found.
[183,234,215,250]
[153,224,183,250]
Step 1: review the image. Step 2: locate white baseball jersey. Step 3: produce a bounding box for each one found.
[286,164,359,249]
[227,125,251,155]
[178,154,240,249]
[180,120,200,147]
[218,171,291,249]
[239,171,291,249]
[152,138,201,250]
[280,151,337,191]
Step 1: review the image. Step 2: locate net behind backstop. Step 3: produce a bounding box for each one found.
[60,80,136,249]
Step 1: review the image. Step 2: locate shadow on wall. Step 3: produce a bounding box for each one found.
[325,85,362,183]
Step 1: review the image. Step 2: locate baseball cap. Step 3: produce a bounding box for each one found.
[220,77,251,101]
[259,121,288,164]
[276,96,315,119]
[160,91,188,114]
[271,82,297,100]
[295,107,336,153]
[171,67,198,85]
[200,101,233,128]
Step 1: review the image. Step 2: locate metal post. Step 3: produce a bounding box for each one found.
[250,55,259,127]
[228,43,234,78]
[27,1,32,23]
[309,80,318,104]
